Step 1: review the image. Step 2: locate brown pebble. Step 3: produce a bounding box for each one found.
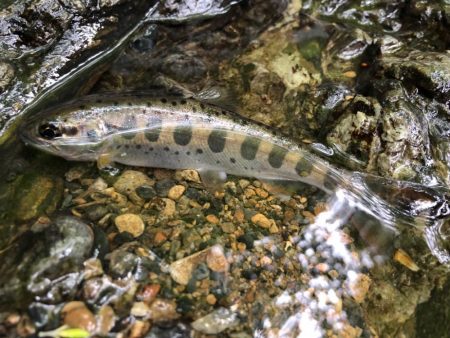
[5,313,20,326]
[244,188,256,198]
[255,187,269,198]
[175,169,201,183]
[168,185,186,200]
[206,214,219,224]
[234,209,245,223]
[129,320,151,338]
[348,273,371,303]
[137,284,161,304]
[393,249,419,271]
[343,70,357,78]
[154,231,168,245]
[251,213,272,229]
[206,245,229,272]
[269,223,279,234]
[260,256,273,266]
[131,302,151,317]
[161,198,176,217]
[96,305,115,336]
[148,298,179,322]
[62,301,96,332]
[170,248,210,285]
[154,169,173,180]
[115,214,145,238]
[206,294,217,305]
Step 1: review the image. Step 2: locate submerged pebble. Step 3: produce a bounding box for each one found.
[114,214,145,238]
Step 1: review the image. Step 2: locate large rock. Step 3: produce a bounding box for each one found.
[0,216,94,309]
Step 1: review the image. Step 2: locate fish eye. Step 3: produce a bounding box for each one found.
[38,123,62,140]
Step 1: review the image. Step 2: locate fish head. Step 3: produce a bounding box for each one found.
[20,106,108,161]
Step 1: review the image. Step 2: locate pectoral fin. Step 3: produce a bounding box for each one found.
[97,153,121,176]
[198,169,227,194]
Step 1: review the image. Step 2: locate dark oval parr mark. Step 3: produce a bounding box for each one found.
[208,129,227,153]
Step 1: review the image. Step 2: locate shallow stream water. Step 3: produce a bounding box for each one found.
[0,1,449,337]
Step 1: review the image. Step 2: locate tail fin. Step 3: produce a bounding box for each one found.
[342,172,450,264]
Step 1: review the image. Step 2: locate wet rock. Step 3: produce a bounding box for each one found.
[130,320,151,338]
[0,216,93,309]
[136,185,157,200]
[386,52,450,104]
[131,301,151,317]
[0,62,14,93]
[115,213,145,238]
[161,198,176,217]
[175,169,201,183]
[206,245,229,273]
[169,248,210,285]
[82,276,127,306]
[61,301,96,332]
[114,170,154,204]
[251,213,273,229]
[136,284,161,304]
[155,179,176,197]
[148,298,179,322]
[145,322,191,338]
[108,250,140,278]
[168,184,186,200]
[96,305,115,336]
[10,173,64,222]
[191,308,239,334]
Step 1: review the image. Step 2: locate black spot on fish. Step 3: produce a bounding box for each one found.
[96,99,102,103]
[181,99,187,105]
[230,157,236,163]
[79,105,86,110]
[216,160,221,164]
[136,144,142,150]
[113,102,119,106]
[192,106,197,113]
[63,126,78,136]
[128,102,132,106]
[145,151,149,154]
[295,157,312,177]
[244,166,248,170]
[196,148,203,154]
[149,147,154,151]
[221,110,227,115]
[164,147,170,152]
[116,145,121,150]
[125,145,130,149]
[173,126,192,146]
[174,151,179,155]
[161,98,167,104]
[208,130,227,153]
[146,102,152,107]
[323,171,335,191]
[186,151,191,155]
[144,117,162,142]
[268,145,287,169]
[200,103,205,110]
[171,101,177,106]
[240,137,261,160]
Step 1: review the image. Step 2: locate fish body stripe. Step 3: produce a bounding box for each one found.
[295,157,313,177]
[173,126,193,146]
[208,129,227,153]
[268,145,287,168]
[240,136,261,160]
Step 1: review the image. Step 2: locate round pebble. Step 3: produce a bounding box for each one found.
[114,214,145,238]
[206,214,219,224]
[62,301,96,332]
[206,245,229,273]
[251,213,272,229]
[168,185,186,200]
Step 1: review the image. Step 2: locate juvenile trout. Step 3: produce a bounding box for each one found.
[20,94,450,230]
[21,95,342,192]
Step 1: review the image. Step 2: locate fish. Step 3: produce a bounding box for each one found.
[19,94,450,229]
